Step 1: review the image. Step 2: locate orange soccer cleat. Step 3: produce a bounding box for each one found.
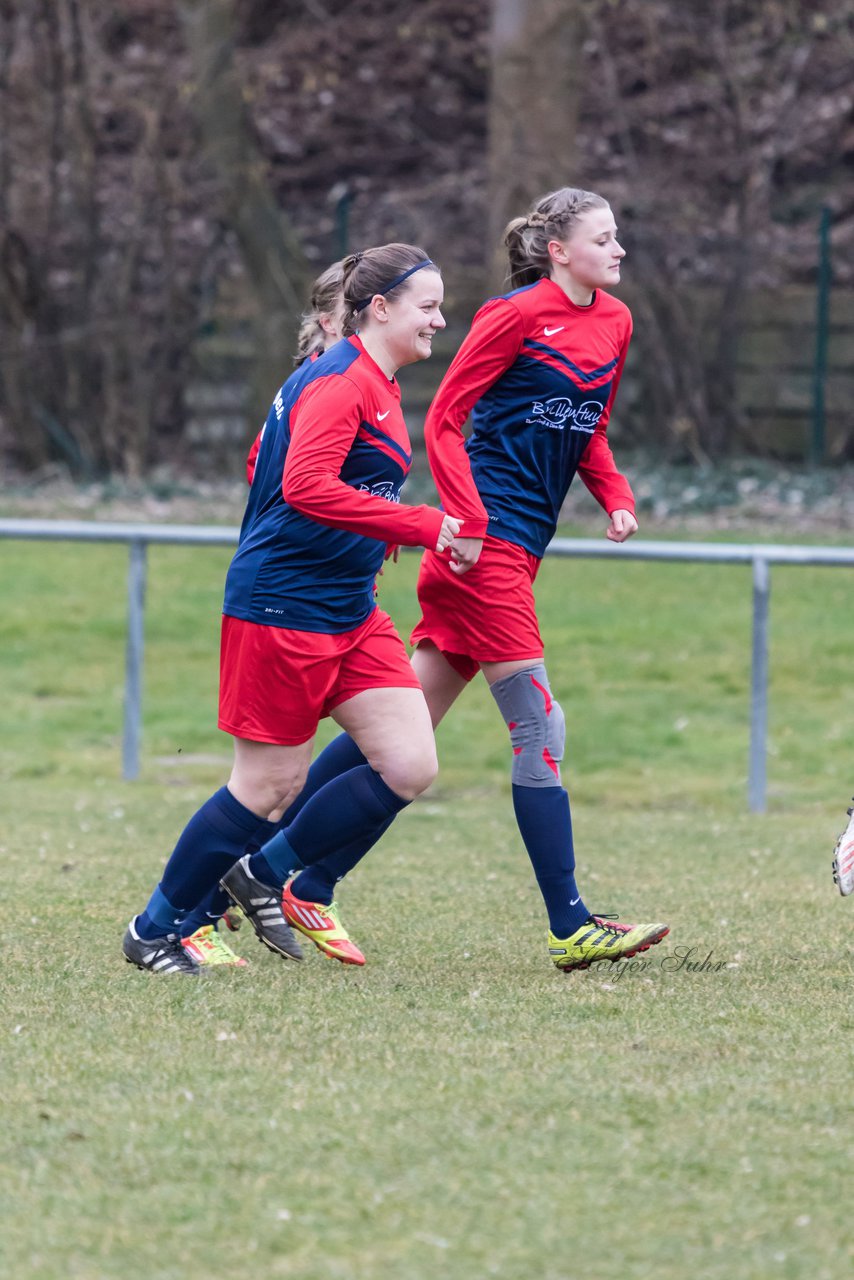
[282,882,366,966]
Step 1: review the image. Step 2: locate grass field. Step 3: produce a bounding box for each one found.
[1,531,852,1280]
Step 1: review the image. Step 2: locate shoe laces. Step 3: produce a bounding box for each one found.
[591,913,639,936]
[586,915,626,938]
[292,893,339,925]
[205,929,240,960]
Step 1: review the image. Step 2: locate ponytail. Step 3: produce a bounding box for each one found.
[341,243,439,335]
[294,260,345,366]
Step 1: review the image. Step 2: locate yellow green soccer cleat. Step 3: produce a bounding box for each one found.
[182,924,248,967]
[549,916,669,972]
[282,882,366,966]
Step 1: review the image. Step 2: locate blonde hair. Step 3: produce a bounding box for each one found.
[294,260,345,366]
[340,243,439,336]
[503,187,610,288]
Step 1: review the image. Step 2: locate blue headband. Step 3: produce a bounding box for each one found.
[352,259,435,313]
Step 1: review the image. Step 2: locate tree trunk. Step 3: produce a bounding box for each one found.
[179,0,310,413]
[487,0,583,289]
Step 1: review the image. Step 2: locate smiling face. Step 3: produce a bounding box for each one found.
[382,268,446,369]
[549,206,626,304]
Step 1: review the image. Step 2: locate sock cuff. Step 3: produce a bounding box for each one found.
[144,885,186,932]
[512,783,569,801]
[364,767,411,816]
[252,832,302,886]
[202,786,266,841]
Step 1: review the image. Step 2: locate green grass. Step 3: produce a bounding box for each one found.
[1,534,852,1280]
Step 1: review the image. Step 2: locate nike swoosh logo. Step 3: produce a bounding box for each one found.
[569,896,581,906]
[544,326,565,336]
[377,410,391,421]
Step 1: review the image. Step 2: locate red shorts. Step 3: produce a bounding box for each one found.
[410,535,544,682]
[219,608,421,745]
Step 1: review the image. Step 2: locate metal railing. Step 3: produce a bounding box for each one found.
[3,516,854,811]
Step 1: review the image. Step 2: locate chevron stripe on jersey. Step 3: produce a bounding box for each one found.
[521,337,620,387]
[356,420,413,469]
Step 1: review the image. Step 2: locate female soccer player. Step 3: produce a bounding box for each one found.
[263,187,670,974]
[123,243,459,974]
[178,260,348,967]
[410,186,669,971]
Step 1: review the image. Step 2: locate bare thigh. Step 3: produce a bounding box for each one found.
[228,736,315,821]
[410,641,469,728]
[331,686,437,800]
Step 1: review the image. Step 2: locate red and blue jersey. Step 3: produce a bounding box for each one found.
[224,336,444,634]
[425,276,635,558]
[246,428,263,485]
[245,352,321,485]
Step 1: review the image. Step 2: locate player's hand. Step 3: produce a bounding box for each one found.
[448,535,483,575]
[606,509,638,543]
[378,544,400,574]
[435,514,461,554]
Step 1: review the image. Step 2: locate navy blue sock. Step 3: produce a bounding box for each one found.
[281,733,366,824]
[179,884,232,939]
[511,784,588,937]
[290,814,396,905]
[136,786,270,940]
[250,765,408,886]
[135,886,186,940]
[252,733,368,886]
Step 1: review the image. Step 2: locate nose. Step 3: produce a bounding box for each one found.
[432,308,447,330]
[614,240,626,259]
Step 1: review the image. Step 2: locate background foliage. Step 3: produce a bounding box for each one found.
[0,0,852,476]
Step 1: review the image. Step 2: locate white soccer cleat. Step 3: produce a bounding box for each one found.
[832,799,854,897]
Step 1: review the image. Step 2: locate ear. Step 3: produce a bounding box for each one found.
[367,295,390,325]
[547,237,570,267]
[318,312,337,337]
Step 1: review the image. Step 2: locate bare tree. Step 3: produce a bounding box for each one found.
[586,0,851,458]
[179,0,311,419]
[0,1,224,478]
[487,0,583,288]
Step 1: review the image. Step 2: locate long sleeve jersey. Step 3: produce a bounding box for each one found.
[223,336,444,634]
[245,352,322,485]
[425,276,635,558]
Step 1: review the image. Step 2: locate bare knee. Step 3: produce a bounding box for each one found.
[377,742,438,801]
[265,769,309,821]
[228,759,309,820]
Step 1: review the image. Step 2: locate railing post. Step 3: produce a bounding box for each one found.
[122,539,148,780]
[748,556,770,813]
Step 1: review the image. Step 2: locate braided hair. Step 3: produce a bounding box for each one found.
[503,187,610,288]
